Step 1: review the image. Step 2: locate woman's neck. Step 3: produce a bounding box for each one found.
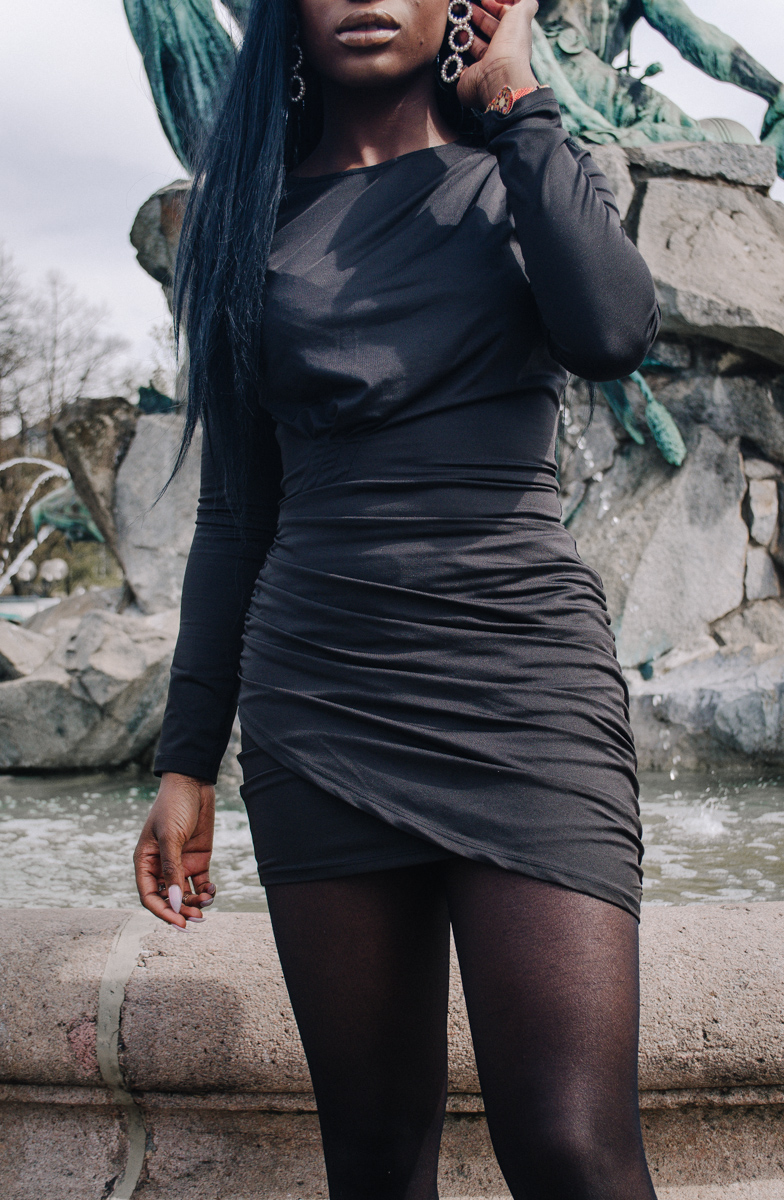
[292,70,457,177]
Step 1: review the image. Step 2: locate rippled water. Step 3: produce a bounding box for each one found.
[0,772,265,912]
[638,771,784,905]
[0,768,782,910]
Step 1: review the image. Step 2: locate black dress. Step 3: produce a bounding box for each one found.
[154,89,660,918]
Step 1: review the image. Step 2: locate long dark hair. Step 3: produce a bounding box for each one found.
[173,0,479,504]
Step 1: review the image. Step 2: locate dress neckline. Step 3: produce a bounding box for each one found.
[286,137,476,187]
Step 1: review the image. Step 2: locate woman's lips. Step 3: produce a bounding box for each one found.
[335,10,401,47]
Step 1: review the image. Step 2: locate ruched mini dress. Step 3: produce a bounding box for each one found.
[154,88,660,918]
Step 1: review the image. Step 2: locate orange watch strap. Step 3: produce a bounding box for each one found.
[485,84,539,116]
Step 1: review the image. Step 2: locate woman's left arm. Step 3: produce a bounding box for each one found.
[460,0,661,382]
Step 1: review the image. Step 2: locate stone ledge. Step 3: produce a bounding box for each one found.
[625,142,778,190]
[2,904,782,1093]
[1,904,782,1198]
[4,1082,784,1113]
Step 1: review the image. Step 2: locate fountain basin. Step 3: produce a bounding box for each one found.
[0,904,782,1199]
[1,768,783,910]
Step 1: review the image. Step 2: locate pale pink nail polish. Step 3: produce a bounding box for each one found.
[186,915,206,922]
[170,923,187,934]
[168,884,183,914]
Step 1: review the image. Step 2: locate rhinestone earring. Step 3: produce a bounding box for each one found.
[440,0,474,83]
[290,31,306,103]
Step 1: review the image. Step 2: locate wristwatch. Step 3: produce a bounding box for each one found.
[484,84,539,116]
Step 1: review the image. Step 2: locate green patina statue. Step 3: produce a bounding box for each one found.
[123,0,236,170]
[126,0,784,175]
[125,0,784,468]
[531,0,784,169]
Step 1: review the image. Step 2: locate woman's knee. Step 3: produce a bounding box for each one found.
[493,1110,654,1200]
[321,1110,443,1199]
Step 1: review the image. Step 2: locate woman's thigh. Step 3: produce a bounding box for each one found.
[443,860,657,1200]
[265,864,452,1198]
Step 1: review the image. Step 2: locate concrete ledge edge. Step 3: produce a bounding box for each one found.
[3,1082,783,1113]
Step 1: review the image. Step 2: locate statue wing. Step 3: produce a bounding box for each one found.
[124,0,236,171]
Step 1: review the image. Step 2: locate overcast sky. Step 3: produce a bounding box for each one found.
[1,0,783,367]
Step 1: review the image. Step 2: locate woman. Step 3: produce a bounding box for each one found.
[134,0,660,1194]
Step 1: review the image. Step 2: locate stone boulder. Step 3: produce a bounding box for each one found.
[590,144,635,220]
[625,598,784,769]
[746,543,781,600]
[24,586,125,635]
[568,425,748,668]
[630,644,784,770]
[714,596,784,649]
[0,621,50,680]
[130,181,190,308]
[625,141,778,191]
[52,396,138,567]
[632,174,784,366]
[114,413,201,615]
[0,607,178,771]
[650,362,784,467]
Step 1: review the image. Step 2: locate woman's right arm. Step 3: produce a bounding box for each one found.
[134,410,282,926]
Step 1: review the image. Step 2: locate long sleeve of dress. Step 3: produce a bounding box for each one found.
[483,88,660,381]
[153,413,283,783]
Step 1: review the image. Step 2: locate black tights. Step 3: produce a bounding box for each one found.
[266,860,657,1200]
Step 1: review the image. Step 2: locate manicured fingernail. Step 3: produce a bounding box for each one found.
[170,923,187,934]
[200,896,214,908]
[186,916,205,923]
[168,884,182,914]
[206,883,216,895]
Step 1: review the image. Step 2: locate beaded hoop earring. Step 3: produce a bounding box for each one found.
[440,0,474,84]
[290,32,306,103]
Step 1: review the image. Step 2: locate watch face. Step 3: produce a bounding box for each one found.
[487,85,514,115]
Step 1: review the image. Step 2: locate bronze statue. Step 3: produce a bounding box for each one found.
[125,0,784,175]
[123,0,235,171]
[531,0,784,170]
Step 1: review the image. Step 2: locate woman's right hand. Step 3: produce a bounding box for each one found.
[134,772,217,929]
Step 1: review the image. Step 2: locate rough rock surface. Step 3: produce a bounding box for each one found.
[715,597,784,649]
[129,180,190,307]
[630,646,784,770]
[647,363,784,466]
[0,607,178,770]
[0,621,51,680]
[52,396,138,564]
[114,412,201,615]
[2,906,783,1200]
[745,545,781,600]
[633,176,784,365]
[625,142,778,190]
[626,598,784,771]
[24,586,125,635]
[744,455,782,480]
[568,426,748,668]
[748,477,778,545]
[590,144,635,219]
